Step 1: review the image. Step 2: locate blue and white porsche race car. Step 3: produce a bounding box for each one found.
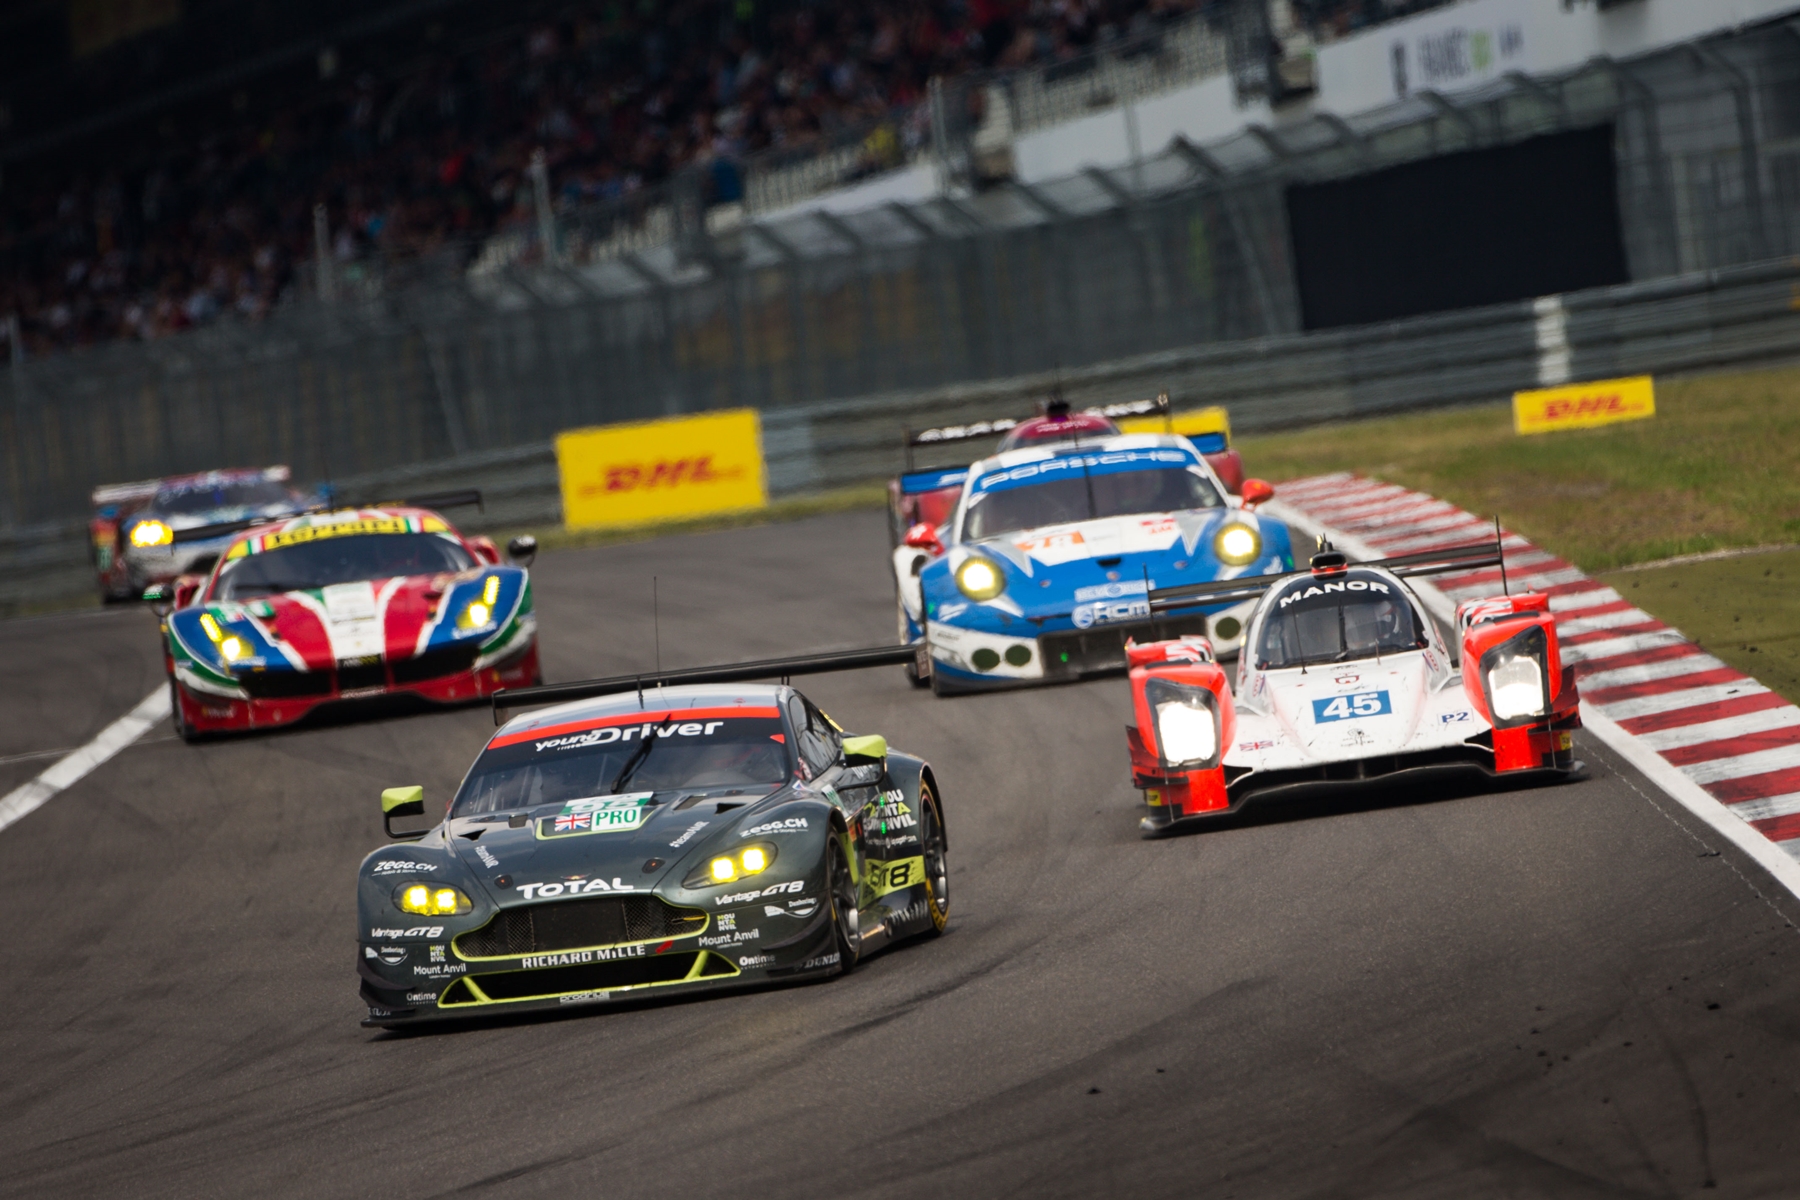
[893,432,1293,694]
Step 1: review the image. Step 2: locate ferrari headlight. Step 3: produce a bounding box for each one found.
[686,842,779,889]
[955,557,1005,601]
[1213,523,1260,566]
[131,520,173,548]
[1488,653,1546,720]
[1144,678,1222,771]
[220,636,246,662]
[394,882,472,916]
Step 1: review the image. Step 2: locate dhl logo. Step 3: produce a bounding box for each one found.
[578,456,747,497]
[1514,375,1654,435]
[1541,392,1626,420]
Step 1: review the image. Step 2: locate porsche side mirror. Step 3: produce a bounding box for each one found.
[507,535,538,567]
[902,524,943,556]
[841,734,888,764]
[1240,478,1275,509]
[382,785,429,840]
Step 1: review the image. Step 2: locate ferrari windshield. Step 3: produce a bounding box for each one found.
[156,479,294,516]
[963,463,1222,541]
[451,715,793,816]
[1257,576,1425,668]
[213,533,475,599]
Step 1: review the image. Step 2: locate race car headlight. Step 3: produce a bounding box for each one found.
[955,557,1006,601]
[220,635,246,662]
[1481,624,1551,726]
[131,520,173,548]
[394,882,472,916]
[1213,523,1260,566]
[685,842,779,889]
[1144,678,1222,771]
[458,599,493,630]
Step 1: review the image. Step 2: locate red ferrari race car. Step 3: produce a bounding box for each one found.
[886,394,1243,546]
[149,496,541,740]
[89,466,319,602]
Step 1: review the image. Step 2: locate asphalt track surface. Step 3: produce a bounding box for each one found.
[4,510,1800,1200]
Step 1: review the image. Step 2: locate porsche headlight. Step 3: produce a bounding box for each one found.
[685,842,779,888]
[1480,624,1551,726]
[1213,523,1260,566]
[1144,678,1222,771]
[955,557,1006,601]
[394,882,472,916]
[131,520,173,548]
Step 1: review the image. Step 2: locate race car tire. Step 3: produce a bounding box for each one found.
[169,679,201,744]
[919,781,949,937]
[827,835,862,974]
[898,604,930,688]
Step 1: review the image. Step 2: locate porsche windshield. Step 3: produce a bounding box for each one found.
[156,479,293,516]
[963,465,1221,542]
[451,716,792,816]
[213,533,475,599]
[1257,577,1425,668]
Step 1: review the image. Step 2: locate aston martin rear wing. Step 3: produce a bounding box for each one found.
[902,394,1170,470]
[491,644,926,723]
[1148,538,1506,613]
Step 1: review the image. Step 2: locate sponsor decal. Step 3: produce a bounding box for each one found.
[700,929,760,947]
[521,946,647,969]
[1312,691,1392,723]
[553,812,594,834]
[715,879,805,906]
[538,794,652,838]
[376,946,407,966]
[737,954,776,968]
[800,952,840,970]
[1278,580,1390,609]
[1439,711,1472,724]
[764,897,819,919]
[864,834,915,852]
[864,856,925,900]
[413,963,467,978]
[1237,739,1275,752]
[975,448,1190,491]
[716,913,737,932]
[406,991,438,1004]
[535,722,726,753]
[370,859,439,876]
[1072,598,1151,630]
[1334,675,1359,686]
[1514,375,1654,435]
[1073,579,1149,603]
[515,877,639,899]
[669,820,709,848]
[429,944,447,963]
[474,844,500,869]
[559,991,611,1005]
[865,794,916,834]
[740,817,808,838]
[369,926,444,938]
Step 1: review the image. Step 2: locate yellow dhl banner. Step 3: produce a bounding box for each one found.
[1117,405,1230,442]
[1513,376,1655,435]
[556,409,768,531]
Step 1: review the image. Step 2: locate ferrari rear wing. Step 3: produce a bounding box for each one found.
[902,394,1171,470]
[1148,537,1505,613]
[492,644,925,723]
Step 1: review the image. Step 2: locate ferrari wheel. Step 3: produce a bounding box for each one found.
[826,835,861,974]
[169,679,200,744]
[919,782,949,936]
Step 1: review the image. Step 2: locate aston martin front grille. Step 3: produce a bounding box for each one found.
[454,895,707,959]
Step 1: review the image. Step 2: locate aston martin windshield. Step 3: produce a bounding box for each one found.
[452,716,792,816]
[963,465,1222,541]
[156,479,293,516]
[214,533,476,599]
[1257,579,1425,668]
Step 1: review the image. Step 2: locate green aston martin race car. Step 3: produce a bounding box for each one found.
[356,646,948,1026]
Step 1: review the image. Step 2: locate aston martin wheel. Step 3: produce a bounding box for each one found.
[919,782,949,936]
[827,835,861,974]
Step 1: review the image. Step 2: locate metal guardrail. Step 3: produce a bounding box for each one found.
[7,253,1795,610]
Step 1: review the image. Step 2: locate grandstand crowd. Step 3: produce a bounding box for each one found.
[0,0,1438,361]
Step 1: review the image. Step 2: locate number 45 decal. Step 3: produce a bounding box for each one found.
[1312,690,1392,722]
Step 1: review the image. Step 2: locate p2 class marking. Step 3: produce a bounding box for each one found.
[492,645,921,722]
[0,686,170,834]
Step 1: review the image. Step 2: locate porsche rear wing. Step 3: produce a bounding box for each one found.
[169,489,485,545]
[902,394,1171,471]
[491,644,925,723]
[1147,538,1506,613]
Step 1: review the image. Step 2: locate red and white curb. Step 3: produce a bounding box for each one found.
[1266,473,1800,902]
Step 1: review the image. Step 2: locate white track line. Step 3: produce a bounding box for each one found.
[0,687,169,834]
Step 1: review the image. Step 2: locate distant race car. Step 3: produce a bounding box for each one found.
[894,428,1291,694]
[150,494,540,740]
[1123,540,1582,836]
[89,466,318,602]
[887,394,1243,547]
[355,644,945,1027]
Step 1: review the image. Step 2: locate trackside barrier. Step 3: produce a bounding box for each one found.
[4,255,1800,608]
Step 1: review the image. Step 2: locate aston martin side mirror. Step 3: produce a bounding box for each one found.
[382,785,429,840]
[841,734,888,765]
[507,535,538,567]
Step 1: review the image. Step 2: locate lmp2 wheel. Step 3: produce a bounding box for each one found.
[827,835,862,974]
[919,781,949,936]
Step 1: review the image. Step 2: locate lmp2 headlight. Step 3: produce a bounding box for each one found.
[1213,523,1261,566]
[1144,678,1222,770]
[687,842,779,888]
[955,556,1006,601]
[394,882,472,916]
[131,520,173,548]
[1480,624,1551,726]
